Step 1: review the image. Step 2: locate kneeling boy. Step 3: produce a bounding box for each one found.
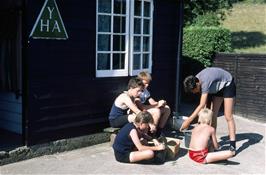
[113,111,165,163]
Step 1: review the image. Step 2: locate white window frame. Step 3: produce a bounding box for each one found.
[96,0,153,77]
[129,0,153,76]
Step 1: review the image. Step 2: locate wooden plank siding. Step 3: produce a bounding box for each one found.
[0,92,22,134]
[25,0,180,145]
[150,0,179,107]
[214,53,266,122]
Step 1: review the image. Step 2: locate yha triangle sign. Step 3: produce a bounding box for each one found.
[30,0,68,40]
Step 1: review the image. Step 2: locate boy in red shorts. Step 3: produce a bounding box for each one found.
[188,108,235,164]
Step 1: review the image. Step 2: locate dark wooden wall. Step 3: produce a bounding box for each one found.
[0,93,22,134]
[25,0,180,145]
[151,0,179,107]
[0,1,23,135]
[214,53,266,122]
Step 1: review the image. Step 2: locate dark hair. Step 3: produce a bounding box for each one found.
[183,75,199,93]
[135,111,154,124]
[128,77,144,89]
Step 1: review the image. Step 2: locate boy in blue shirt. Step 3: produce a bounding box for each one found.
[136,71,171,137]
[113,111,165,163]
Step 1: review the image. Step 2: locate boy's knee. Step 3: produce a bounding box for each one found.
[148,108,161,117]
[165,105,171,110]
[162,105,171,113]
[155,108,161,115]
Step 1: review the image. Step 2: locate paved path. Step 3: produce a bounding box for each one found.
[1,116,265,174]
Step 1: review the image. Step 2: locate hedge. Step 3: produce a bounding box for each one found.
[182,26,232,67]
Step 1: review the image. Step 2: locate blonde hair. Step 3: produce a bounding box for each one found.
[138,71,152,82]
[198,108,213,125]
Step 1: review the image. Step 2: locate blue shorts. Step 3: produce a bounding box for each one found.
[114,150,130,163]
[109,115,129,128]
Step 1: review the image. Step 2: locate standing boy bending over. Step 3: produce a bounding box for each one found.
[182,67,236,151]
[189,108,235,164]
[113,111,165,163]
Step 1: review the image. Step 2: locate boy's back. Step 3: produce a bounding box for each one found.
[188,108,235,164]
[189,124,214,150]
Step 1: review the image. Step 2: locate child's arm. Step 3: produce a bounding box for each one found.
[180,93,208,131]
[123,94,141,114]
[211,127,219,150]
[148,98,166,108]
[152,138,160,146]
[134,98,146,111]
[135,97,164,109]
[130,129,165,151]
[147,97,158,106]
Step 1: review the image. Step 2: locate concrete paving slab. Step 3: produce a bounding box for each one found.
[1,115,265,174]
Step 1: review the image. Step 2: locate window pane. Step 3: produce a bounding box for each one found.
[114,16,125,33]
[113,53,125,69]
[98,0,111,13]
[134,18,141,34]
[134,36,141,52]
[113,35,125,51]
[98,34,111,51]
[98,15,111,32]
[134,0,142,16]
[143,37,149,51]
[97,53,110,70]
[143,54,149,69]
[133,54,141,70]
[114,0,126,14]
[143,19,150,34]
[144,1,150,17]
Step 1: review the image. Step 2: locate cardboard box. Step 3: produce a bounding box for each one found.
[165,137,180,160]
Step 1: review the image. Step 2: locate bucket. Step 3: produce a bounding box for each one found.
[172,116,186,131]
[184,130,192,148]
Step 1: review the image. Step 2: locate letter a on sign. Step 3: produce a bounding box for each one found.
[30,0,68,40]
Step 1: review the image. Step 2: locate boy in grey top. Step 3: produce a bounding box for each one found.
[196,67,232,94]
[182,67,236,153]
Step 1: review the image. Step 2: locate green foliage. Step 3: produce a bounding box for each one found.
[191,12,221,27]
[222,3,266,53]
[184,0,233,26]
[182,27,232,67]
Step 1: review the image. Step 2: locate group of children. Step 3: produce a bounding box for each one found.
[109,69,236,164]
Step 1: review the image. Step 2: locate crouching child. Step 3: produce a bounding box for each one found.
[112,111,165,163]
[189,108,235,164]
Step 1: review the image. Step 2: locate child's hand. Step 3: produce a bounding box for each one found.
[152,139,160,146]
[180,117,191,131]
[149,124,157,133]
[157,143,165,150]
[158,100,166,108]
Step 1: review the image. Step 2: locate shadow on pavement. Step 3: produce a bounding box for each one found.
[211,160,240,165]
[219,133,263,155]
[176,147,188,160]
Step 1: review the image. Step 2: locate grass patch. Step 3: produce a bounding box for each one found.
[222,3,266,53]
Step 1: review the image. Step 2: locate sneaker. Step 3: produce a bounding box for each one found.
[229,145,235,151]
[229,145,236,156]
